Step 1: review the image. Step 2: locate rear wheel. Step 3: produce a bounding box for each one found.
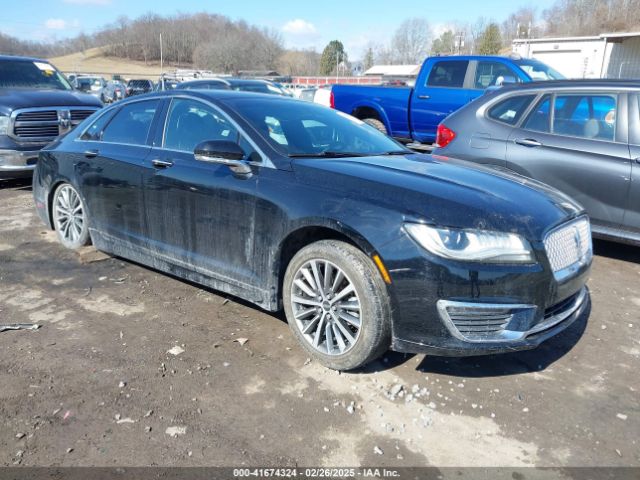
[363,118,388,135]
[52,183,91,250]
[283,240,391,370]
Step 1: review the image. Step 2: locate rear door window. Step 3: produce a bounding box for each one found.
[101,99,159,145]
[488,95,536,125]
[426,61,468,88]
[553,94,616,141]
[475,61,520,88]
[523,95,551,133]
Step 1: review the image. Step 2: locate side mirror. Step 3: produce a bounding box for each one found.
[495,75,517,86]
[194,140,251,175]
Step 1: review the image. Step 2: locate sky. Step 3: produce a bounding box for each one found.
[1,0,557,58]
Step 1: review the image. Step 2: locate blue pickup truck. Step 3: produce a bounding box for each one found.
[328,55,564,145]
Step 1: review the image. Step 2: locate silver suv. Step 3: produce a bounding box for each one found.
[433,80,640,246]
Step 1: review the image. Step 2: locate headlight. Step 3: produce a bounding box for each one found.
[404,223,534,263]
[0,116,8,135]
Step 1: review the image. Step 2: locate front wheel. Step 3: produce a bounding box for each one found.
[283,240,391,370]
[52,183,91,250]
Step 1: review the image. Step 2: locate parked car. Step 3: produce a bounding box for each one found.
[325,55,564,144]
[432,79,640,246]
[0,55,102,179]
[101,80,125,104]
[296,88,318,102]
[33,90,591,370]
[74,75,106,99]
[155,78,180,91]
[126,79,154,97]
[178,78,289,96]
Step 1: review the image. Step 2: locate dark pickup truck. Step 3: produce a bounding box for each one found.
[0,55,102,179]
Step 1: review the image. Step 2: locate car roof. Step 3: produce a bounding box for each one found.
[500,79,640,92]
[180,78,270,86]
[117,88,294,104]
[0,54,51,63]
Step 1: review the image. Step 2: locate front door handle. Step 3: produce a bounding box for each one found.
[84,149,99,158]
[151,159,174,169]
[417,95,430,100]
[635,157,640,164]
[515,138,542,148]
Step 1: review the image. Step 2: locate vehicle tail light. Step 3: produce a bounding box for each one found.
[330,90,335,109]
[435,124,456,148]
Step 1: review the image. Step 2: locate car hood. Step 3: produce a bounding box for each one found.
[0,89,102,115]
[292,153,584,241]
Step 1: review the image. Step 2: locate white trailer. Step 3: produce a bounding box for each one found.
[513,32,640,79]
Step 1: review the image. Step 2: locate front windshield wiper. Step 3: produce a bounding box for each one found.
[376,150,411,156]
[288,151,369,158]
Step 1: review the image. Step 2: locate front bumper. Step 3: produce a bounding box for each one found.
[0,149,41,179]
[392,286,589,355]
[380,229,591,357]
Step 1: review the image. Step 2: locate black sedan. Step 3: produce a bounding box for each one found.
[33,90,592,370]
[432,80,640,246]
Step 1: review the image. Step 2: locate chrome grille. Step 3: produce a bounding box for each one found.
[544,217,592,280]
[10,107,99,142]
[16,110,58,122]
[70,110,97,121]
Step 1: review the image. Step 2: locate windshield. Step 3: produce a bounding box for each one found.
[227,98,408,157]
[0,60,72,90]
[516,60,565,80]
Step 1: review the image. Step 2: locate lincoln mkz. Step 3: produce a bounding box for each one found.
[33,90,592,370]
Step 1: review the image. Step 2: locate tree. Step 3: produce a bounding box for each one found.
[276,49,321,76]
[390,18,431,64]
[319,40,346,75]
[363,47,375,71]
[431,30,455,55]
[477,23,502,55]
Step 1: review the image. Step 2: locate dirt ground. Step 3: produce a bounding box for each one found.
[0,178,638,468]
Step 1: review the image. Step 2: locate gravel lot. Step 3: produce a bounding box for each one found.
[0,178,638,468]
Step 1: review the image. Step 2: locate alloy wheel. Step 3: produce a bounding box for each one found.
[53,185,85,245]
[290,259,362,355]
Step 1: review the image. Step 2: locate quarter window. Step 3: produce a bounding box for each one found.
[474,61,519,88]
[488,95,535,125]
[523,95,551,133]
[163,98,239,152]
[553,94,616,141]
[81,111,114,141]
[426,61,468,88]
[101,99,159,145]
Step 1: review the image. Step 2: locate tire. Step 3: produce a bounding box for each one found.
[52,183,91,250]
[363,118,388,135]
[283,240,391,370]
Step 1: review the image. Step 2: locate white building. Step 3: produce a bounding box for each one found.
[512,32,640,79]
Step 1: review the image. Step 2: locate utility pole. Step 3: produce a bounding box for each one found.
[160,33,163,74]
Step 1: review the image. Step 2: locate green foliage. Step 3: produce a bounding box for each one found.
[319,40,346,76]
[477,23,502,55]
[363,47,375,71]
[431,30,455,55]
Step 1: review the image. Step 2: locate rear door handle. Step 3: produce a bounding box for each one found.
[417,95,430,100]
[515,138,542,147]
[151,159,174,169]
[84,149,99,158]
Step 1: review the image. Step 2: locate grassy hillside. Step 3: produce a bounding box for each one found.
[48,47,166,79]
